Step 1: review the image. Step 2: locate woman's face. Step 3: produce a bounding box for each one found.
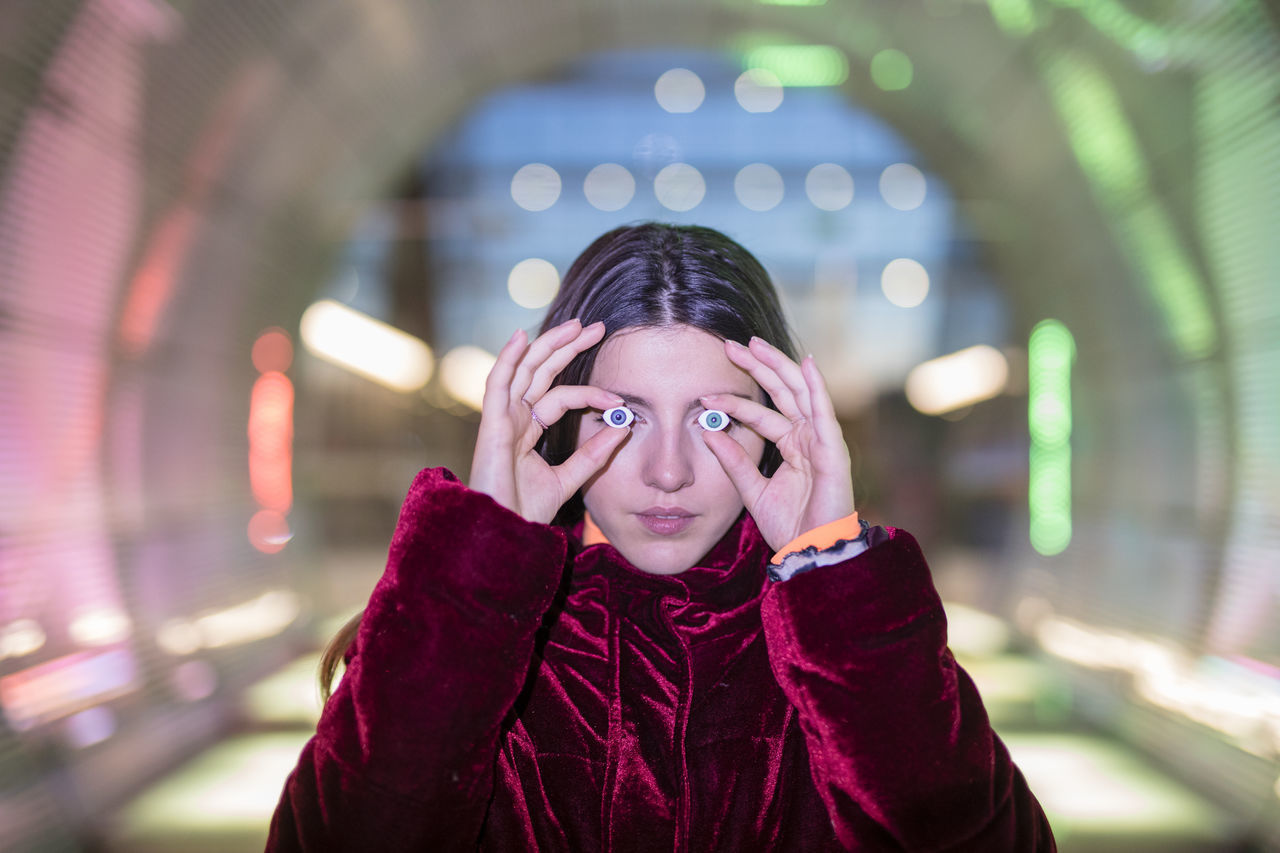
[577,324,766,574]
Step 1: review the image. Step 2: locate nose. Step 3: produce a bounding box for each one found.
[641,425,695,493]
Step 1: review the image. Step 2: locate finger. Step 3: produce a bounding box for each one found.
[531,385,626,426]
[802,355,842,447]
[510,319,583,404]
[525,321,606,402]
[553,422,631,497]
[482,329,528,420]
[699,393,791,443]
[724,339,802,420]
[702,429,767,508]
[748,337,813,418]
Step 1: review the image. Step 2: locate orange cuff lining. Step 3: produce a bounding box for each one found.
[769,512,861,565]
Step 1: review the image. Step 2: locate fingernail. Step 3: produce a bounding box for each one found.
[727,339,747,349]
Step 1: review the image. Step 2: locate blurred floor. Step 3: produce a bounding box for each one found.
[98,561,1246,852]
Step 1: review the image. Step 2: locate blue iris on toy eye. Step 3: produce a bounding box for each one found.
[603,406,635,428]
[698,409,729,431]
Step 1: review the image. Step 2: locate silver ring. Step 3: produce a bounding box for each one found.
[530,409,548,430]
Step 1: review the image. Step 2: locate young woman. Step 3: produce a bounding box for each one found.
[268,224,1055,851]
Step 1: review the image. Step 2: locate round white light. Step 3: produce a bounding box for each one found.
[507,258,560,310]
[905,345,1009,416]
[654,68,705,113]
[881,258,930,308]
[805,163,854,211]
[441,346,498,411]
[69,607,132,646]
[583,163,636,211]
[880,163,927,210]
[510,163,561,211]
[734,68,784,113]
[654,163,706,212]
[734,163,785,212]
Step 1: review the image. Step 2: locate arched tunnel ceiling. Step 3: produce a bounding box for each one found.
[144,0,1152,346]
[0,0,1273,580]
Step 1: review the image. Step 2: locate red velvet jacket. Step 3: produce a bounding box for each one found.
[267,468,1055,851]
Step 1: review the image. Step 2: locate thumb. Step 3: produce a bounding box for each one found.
[702,430,766,510]
[553,425,630,499]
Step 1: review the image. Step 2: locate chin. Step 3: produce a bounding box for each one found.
[618,540,701,576]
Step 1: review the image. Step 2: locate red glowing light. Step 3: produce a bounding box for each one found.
[248,509,291,554]
[252,328,294,374]
[248,371,293,513]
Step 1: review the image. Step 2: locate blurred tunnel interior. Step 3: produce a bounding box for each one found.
[0,0,1277,849]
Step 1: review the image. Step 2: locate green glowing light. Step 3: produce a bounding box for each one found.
[986,0,1039,37]
[870,49,913,91]
[742,45,848,87]
[1120,202,1218,359]
[1028,320,1074,556]
[1041,50,1217,361]
[1045,0,1172,65]
[1042,53,1148,206]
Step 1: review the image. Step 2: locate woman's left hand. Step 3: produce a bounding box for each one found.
[699,337,856,554]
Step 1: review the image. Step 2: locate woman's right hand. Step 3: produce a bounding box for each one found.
[469,319,630,524]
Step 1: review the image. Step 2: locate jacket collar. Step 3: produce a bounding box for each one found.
[568,512,770,622]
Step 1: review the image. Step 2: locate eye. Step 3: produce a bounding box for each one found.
[698,409,730,431]
[603,406,635,428]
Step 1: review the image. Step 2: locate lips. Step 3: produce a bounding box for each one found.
[636,507,696,536]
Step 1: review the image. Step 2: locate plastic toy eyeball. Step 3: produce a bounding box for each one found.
[603,406,635,428]
[698,409,730,431]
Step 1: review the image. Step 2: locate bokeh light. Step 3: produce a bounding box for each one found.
[1028,319,1075,556]
[880,258,930,307]
[905,345,1009,416]
[583,163,635,211]
[248,371,294,513]
[805,163,854,211]
[734,68,784,112]
[734,163,785,211]
[870,49,913,91]
[743,45,848,87]
[69,607,132,646]
[0,619,46,660]
[299,299,434,392]
[441,345,498,411]
[510,163,562,211]
[879,163,927,211]
[653,162,706,211]
[248,509,292,554]
[251,327,293,374]
[507,258,561,310]
[654,68,705,113]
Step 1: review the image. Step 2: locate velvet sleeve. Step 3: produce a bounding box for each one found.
[760,527,1056,851]
[266,467,568,851]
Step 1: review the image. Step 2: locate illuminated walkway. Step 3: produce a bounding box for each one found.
[100,602,1244,852]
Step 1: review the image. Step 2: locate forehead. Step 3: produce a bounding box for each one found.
[589,325,757,402]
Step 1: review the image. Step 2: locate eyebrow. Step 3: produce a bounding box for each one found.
[605,389,751,411]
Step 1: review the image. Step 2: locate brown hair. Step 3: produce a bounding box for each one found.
[318,223,797,700]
